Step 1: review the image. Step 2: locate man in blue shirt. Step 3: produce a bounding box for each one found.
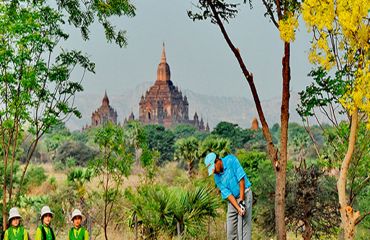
[205,152,252,240]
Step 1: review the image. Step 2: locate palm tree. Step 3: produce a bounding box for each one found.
[175,137,200,177]
[126,185,176,239]
[172,186,220,238]
[125,185,220,239]
[199,136,232,158]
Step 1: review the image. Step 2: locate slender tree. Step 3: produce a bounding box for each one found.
[301,1,369,238]
[0,1,94,228]
[0,0,135,227]
[91,123,134,240]
[125,120,147,165]
[188,1,300,238]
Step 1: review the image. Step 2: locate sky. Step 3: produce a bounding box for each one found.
[65,0,313,100]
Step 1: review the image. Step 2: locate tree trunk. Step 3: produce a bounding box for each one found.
[104,223,108,240]
[2,149,9,230]
[16,137,40,204]
[275,42,291,240]
[207,215,211,239]
[8,122,20,206]
[177,221,181,237]
[135,147,142,165]
[134,213,138,240]
[206,2,290,239]
[104,148,109,240]
[302,220,313,240]
[337,109,360,240]
[188,159,193,177]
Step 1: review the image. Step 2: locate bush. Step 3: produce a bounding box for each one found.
[24,166,48,189]
[144,125,175,165]
[66,157,77,168]
[236,149,268,182]
[53,161,66,171]
[54,140,98,166]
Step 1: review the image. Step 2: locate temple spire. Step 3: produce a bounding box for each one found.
[161,42,166,63]
[102,90,109,105]
[157,43,171,81]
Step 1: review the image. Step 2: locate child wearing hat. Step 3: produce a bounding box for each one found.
[68,209,89,240]
[35,206,55,240]
[4,207,29,240]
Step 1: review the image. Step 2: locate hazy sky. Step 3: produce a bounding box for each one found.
[65,0,313,100]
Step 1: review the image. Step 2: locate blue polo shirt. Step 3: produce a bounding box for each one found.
[214,154,252,200]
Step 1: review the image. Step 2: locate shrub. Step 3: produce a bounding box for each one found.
[54,141,98,166]
[24,166,48,189]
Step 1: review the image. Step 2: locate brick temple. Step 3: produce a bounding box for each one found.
[89,91,118,127]
[88,45,209,132]
[126,45,208,131]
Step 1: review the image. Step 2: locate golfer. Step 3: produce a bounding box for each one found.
[205,152,252,240]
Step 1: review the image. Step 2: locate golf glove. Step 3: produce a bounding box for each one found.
[239,200,246,215]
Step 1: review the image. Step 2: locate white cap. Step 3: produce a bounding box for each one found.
[71,209,83,221]
[8,207,21,221]
[40,206,53,219]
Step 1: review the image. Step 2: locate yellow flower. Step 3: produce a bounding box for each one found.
[302,0,335,30]
[279,14,299,43]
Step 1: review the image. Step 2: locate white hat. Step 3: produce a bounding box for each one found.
[40,206,54,219]
[8,207,21,221]
[71,209,83,221]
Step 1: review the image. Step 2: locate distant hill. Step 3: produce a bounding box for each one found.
[66,82,307,131]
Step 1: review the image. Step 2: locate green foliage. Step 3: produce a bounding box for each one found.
[70,130,89,144]
[297,67,348,119]
[0,161,22,193]
[288,122,310,154]
[171,124,198,140]
[198,136,231,158]
[125,184,221,239]
[187,0,241,24]
[43,123,72,152]
[68,167,93,185]
[0,0,98,210]
[54,140,98,167]
[0,0,137,230]
[18,195,49,225]
[23,166,47,189]
[124,120,147,149]
[251,158,284,235]
[236,149,268,182]
[349,124,370,228]
[47,194,67,231]
[144,125,175,165]
[66,157,77,169]
[0,0,95,134]
[242,149,341,238]
[90,123,134,239]
[212,121,245,148]
[49,176,57,188]
[140,146,159,183]
[319,123,369,215]
[92,124,133,178]
[174,137,200,176]
[285,161,340,238]
[57,0,136,47]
